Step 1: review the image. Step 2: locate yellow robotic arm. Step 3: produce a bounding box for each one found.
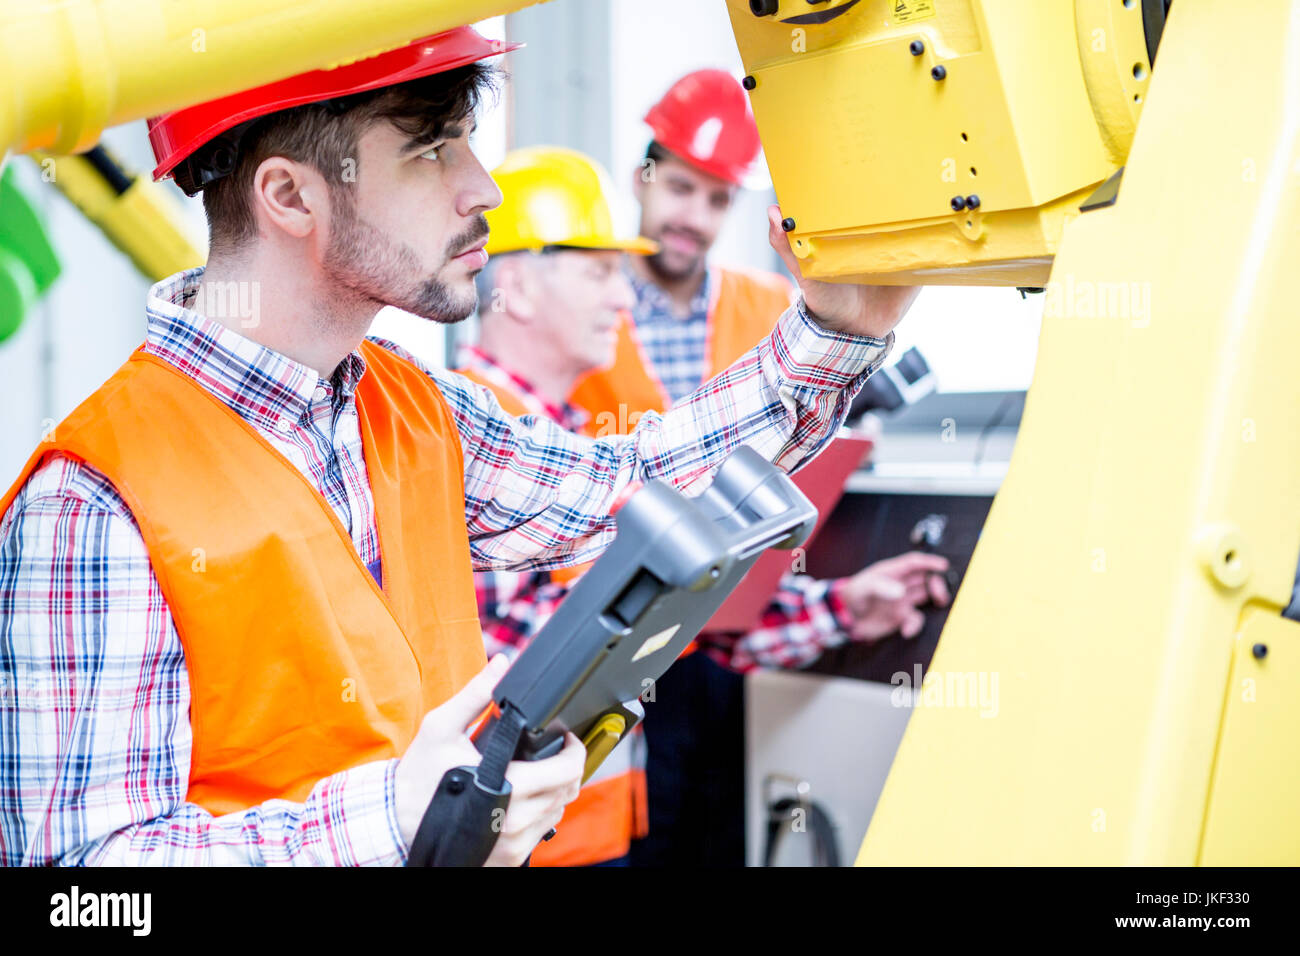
[30,147,206,281]
[726,0,1156,286]
[0,0,542,165]
[728,0,1300,865]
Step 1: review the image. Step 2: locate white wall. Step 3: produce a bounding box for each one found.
[894,287,1044,393]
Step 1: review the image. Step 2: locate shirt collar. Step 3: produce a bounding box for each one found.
[143,267,367,431]
[625,260,710,323]
[458,344,590,433]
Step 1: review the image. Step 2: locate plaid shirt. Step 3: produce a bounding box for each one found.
[625,264,858,671]
[462,344,856,671]
[626,266,712,403]
[459,344,592,433]
[0,267,890,867]
[457,344,586,661]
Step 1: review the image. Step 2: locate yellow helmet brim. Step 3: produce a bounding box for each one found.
[485,147,661,258]
[549,236,660,256]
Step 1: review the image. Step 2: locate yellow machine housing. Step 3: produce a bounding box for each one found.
[841,0,1300,865]
[726,0,1153,285]
[0,0,544,165]
[732,0,1300,866]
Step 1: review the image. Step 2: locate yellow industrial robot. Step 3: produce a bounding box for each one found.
[2,0,1295,865]
[725,0,1300,866]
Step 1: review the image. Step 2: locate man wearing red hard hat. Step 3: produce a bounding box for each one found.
[569,70,947,867]
[0,32,916,866]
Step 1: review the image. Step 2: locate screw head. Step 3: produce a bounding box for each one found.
[1252,643,1268,659]
[781,217,796,232]
[965,194,981,209]
[742,75,756,91]
[931,64,947,80]
[950,195,967,211]
[909,40,925,56]
[448,777,466,794]
[211,147,235,174]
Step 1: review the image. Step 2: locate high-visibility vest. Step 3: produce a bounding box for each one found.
[0,342,487,817]
[570,265,794,437]
[456,361,647,866]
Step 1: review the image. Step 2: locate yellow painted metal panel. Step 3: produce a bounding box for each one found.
[1200,612,1300,866]
[726,0,1146,286]
[0,0,542,162]
[856,0,1300,864]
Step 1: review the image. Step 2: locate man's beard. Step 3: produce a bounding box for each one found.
[642,227,707,283]
[322,194,487,324]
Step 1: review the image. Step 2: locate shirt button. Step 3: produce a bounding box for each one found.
[313,385,328,402]
[275,416,293,433]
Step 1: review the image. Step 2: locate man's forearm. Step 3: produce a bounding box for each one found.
[439,302,892,573]
[45,760,407,867]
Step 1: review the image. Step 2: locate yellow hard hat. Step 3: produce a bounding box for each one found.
[485,146,658,256]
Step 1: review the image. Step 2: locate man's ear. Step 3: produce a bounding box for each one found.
[631,163,646,204]
[251,157,321,241]
[496,256,538,324]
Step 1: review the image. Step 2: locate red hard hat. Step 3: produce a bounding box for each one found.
[643,69,761,186]
[148,26,521,195]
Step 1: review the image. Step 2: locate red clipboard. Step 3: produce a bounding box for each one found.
[700,434,872,634]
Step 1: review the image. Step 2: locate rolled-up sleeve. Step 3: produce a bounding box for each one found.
[415,301,893,573]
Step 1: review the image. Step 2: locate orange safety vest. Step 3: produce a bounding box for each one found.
[0,342,487,816]
[570,265,794,438]
[455,361,647,866]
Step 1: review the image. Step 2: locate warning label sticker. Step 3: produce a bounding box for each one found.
[891,0,936,24]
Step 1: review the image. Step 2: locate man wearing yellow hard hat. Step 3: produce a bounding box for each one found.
[460,146,943,867]
[461,146,654,425]
[0,29,916,866]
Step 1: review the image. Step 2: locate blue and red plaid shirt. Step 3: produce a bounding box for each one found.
[0,266,891,866]
[625,264,714,404]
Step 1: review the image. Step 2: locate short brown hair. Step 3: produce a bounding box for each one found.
[201,63,500,254]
